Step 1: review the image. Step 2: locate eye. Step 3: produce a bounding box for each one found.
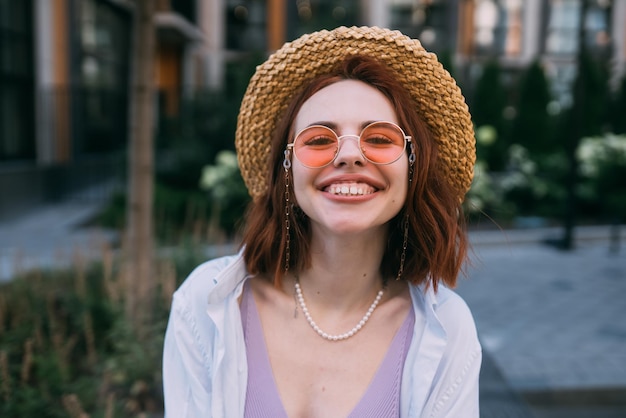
[302,134,336,147]
[297,126,338,148]
[362,134,395,146]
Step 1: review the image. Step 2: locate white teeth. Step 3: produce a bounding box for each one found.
[328,183,374,196]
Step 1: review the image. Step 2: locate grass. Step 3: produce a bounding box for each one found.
[0,241,210,418]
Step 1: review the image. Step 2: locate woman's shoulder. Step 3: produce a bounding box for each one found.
[434,286,480,348]
[408,283,472,314]
[434,286,472,314]
[174,252,246,304]
[409,283,479,344]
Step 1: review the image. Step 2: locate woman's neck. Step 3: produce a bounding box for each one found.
[289,228,388,312]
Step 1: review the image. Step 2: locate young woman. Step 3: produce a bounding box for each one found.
[163,26,481,417]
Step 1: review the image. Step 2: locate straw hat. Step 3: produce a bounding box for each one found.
[235,26,475,202]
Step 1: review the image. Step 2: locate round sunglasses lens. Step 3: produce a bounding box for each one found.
[294,126,338,167]
[360,123,406,164]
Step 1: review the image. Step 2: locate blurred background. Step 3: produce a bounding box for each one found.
[0,1,625,417]
[1,0,625,238]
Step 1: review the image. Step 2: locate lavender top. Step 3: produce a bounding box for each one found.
[241,281,415,417]
[163,253,482,417]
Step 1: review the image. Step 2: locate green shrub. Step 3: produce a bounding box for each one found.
[510,61,556,155]
[466,143,569,225]
[95,182,227,244]
[470,61,510,171]
[200,150,250,238]
[0,245,208,417]
[577,133,626,222]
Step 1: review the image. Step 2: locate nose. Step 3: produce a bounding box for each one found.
[333,135,365,167]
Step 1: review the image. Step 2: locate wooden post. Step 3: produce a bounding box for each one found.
[267,0,285,51]
[126,0,156,339]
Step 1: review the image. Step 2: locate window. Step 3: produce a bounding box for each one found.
[545,0,580,55]
[543,0,612,107]
[226,0,266,51]
[288,0,358,39]
[0,0,35,161]
[171,0,196,23]
[473,0,524,57]
[545,0,611,56]
[73,0,131,154]
[389,0,452,52]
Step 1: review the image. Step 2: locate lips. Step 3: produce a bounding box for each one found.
[326,182,376,196]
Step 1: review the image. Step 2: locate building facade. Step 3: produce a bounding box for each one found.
[0,0,207,219]
[208,0,625,104]
[0,0,624,219]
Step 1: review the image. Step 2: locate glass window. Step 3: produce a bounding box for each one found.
[78,0,130,88]
[389,0,451,52]
[171,0,196,23]
[73,0,131,154]
[288,0,359,40]
[225,0,266,50]
[0,0,35,161]
[545,0,611,56]
[545,0,581,55]
[473,0,524,57]
[544,0,612,107]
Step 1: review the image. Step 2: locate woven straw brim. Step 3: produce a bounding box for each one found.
[235,26,475,202]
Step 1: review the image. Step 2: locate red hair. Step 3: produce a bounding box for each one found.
[240,55,468,290]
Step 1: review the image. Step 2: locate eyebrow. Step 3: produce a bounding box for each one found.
[305,120,381,131]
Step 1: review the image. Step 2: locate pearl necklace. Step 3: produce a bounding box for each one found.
[294,279,384,342]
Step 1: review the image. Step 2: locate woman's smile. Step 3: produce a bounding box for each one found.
[326,182,375,196]
[291,79,409,235]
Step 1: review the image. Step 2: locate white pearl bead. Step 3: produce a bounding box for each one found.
[294,278,385,342]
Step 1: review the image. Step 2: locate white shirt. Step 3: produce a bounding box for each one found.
[163,252,481,417]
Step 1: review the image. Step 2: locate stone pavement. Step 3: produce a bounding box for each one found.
[458,226,626,417]
[1,199,625,416]
[0,198,118,282]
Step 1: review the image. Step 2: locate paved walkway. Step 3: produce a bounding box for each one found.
[0,198,118,282]
[459,226,626,417]
[1,199,625,416]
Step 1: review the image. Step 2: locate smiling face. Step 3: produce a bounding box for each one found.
[290,79,409,238]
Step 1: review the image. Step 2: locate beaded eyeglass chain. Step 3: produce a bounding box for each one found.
[281,142,415,341]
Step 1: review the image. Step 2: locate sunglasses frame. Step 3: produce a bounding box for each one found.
[284,121,414,169]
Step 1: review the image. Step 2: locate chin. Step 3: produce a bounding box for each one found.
[319,218,388,236]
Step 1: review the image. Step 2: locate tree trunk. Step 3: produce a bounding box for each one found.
[125,0,156,339]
